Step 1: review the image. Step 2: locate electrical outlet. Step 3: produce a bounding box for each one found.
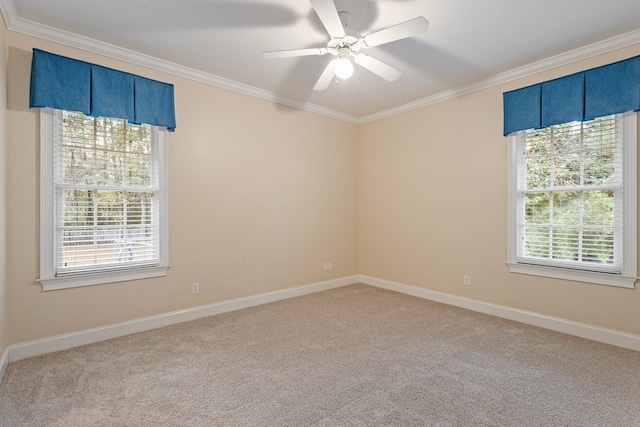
[328,262,333,271]
[463,275,470,286]
[323,262,333,271]
[192,282,199,294]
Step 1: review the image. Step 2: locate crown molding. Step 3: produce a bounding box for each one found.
[0,0,360,124]
[360,28,640,124]
[1,0,639,125]
[0,0,15,30]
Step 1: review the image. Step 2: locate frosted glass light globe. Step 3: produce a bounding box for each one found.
[335,56,354,80]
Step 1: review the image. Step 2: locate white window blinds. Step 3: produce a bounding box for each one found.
[53,110,160,275]
[515,114,623,273]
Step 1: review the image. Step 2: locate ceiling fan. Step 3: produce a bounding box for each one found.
[262,0,430,90]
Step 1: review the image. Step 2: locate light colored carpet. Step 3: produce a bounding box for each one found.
[1,284,640,426]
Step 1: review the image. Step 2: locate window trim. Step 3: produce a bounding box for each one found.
[39,108,169,291]
[507,112,637,288]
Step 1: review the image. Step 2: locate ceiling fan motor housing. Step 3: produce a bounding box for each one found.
[328,28,362,51]
[326,11,361,51]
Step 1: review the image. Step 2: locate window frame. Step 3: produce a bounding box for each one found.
[507,112,637,288]
[39,108,169,291]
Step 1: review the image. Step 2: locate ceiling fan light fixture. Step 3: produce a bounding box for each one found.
[335,55,354,80]
[263,1,430,90]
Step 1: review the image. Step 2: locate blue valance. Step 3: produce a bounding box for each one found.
[30,49,176,131]
[503,55,640,135]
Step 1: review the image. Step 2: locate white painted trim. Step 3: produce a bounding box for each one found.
[505,113,637,289]
[0,3,359,124]
[359,275,640,352]
[40,265,170,291]
[39,108,54,283]
[7,274,639,364]
[622,113,637,280]
[7,275,359,362]
[0,346,8,384]
[506,263,636,289]
[157,128,170,270]
[0,0,15,30]
[38,110,171,291]
[358,28,640,124]
[1,0,639,124]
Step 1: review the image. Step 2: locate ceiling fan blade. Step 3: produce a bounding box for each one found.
[362,16,429,48]
[354,54,401,82]
[310,0,345,39]
[313,59,338,91]
[263,47,328,59]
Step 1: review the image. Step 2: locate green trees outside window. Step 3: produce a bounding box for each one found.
[520,115,619,266]
[59,111,158,271]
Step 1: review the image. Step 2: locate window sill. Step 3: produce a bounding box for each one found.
[507,263,636,289]
[38,265,169,291]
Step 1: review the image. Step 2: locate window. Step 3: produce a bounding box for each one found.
[40,109,169,290]
[507,113,637,288]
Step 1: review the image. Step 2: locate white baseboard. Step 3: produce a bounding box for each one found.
[359,275,640,352]
[8,275,359,362]
[8,273,638,364]
[0,346,8,383]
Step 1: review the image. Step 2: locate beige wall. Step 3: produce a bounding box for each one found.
[5,29,640,347]
[0,18,8,356]
[359,43,640,336]
[6,33,359,344]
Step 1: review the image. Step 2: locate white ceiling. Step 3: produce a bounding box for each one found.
[3,0,640,122]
